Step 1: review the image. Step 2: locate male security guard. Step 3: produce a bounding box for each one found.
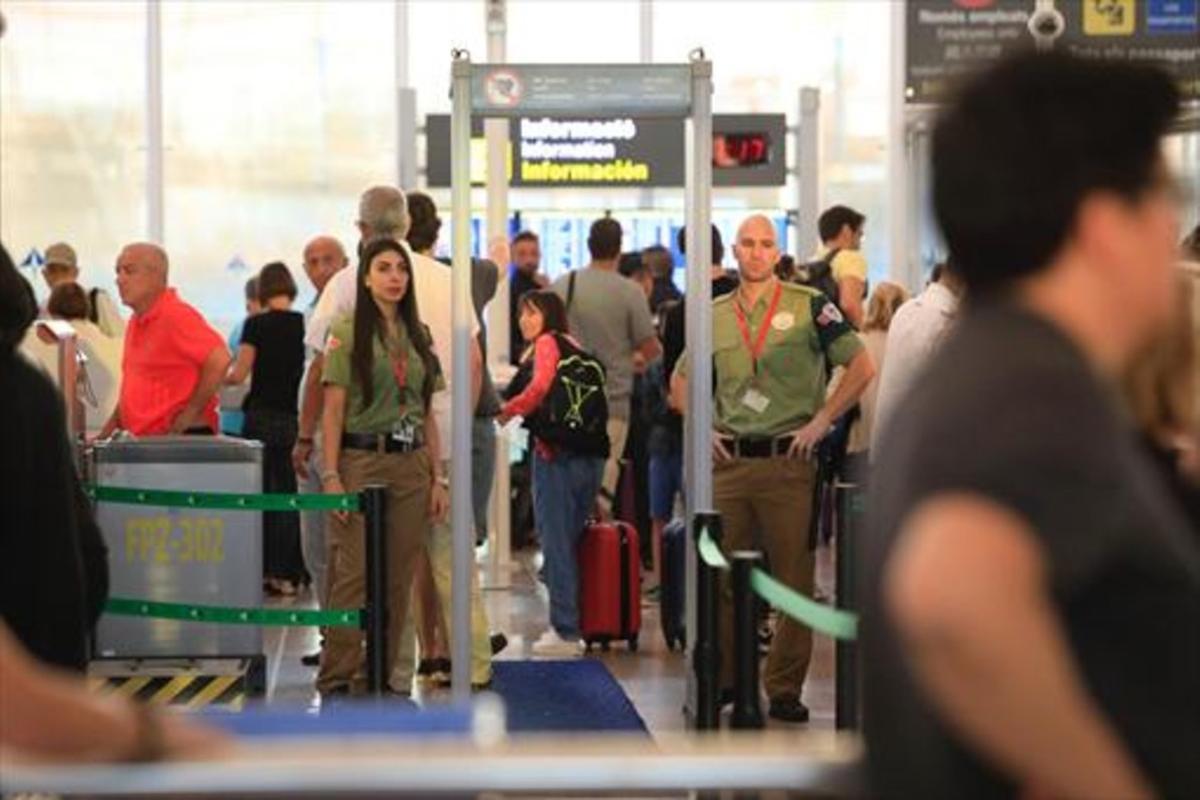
[672,214,874,722]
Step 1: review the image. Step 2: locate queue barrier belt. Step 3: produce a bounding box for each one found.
[86,484,359,512]
[104,597,361,628]
[697,527,859,641]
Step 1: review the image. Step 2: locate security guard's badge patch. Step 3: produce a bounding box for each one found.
[771,311,795,331]
[817,302,844,327]
[742,387,771,414]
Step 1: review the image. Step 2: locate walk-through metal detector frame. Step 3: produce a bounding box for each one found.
[449,52,714,716]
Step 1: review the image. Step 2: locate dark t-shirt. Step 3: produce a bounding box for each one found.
[654,273,740,450]
[241,310,305,415]
[862,304,1200,799]
[1,353,108,671]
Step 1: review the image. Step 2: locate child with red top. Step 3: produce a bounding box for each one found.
[498,290,607,657]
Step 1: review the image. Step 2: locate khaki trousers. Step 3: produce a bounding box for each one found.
[392,461,493,690]
[715,456,816,700]
[317,448,431,695]
[597,415,630,515]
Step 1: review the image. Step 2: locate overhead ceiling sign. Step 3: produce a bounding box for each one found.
[470,64,693,117]
[906,0,1199,104]
[425,113,786,189]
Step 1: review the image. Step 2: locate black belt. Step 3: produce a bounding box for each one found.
[341,432,424,454]
[723,434,793,459]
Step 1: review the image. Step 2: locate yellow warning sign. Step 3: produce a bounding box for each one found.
[1083,0,1137,35]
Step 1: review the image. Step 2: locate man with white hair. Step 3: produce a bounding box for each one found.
[99,242,228,437]
[299,186,491,693]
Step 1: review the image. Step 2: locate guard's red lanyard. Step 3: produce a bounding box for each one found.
[733,281,783,376]
[389,342,410,415]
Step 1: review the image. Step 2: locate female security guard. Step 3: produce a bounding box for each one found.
[317,237,447,699]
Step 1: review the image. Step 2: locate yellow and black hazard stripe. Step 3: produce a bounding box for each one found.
[87,674,246,710]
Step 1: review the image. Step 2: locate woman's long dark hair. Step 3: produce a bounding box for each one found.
[351,237,439,412]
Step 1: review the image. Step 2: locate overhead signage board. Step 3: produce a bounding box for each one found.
[470,64,693,117]
[426,113,787,189]
[906,0,1199,104]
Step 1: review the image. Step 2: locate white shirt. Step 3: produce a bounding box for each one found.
[870,281,960,453]
[20,319,123,435]
[305,242,480,446]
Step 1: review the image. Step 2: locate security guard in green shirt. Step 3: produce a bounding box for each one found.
[672,214,875,722]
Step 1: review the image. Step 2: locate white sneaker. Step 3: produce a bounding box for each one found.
[530,630,583,658]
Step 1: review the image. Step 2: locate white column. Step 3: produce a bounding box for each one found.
[887,0,909,287]
[795,87,821,256]
[145,0,164,244]
[484,0,514,584]
[683,53,713,727]
[395,0,418,189]
[450,55,475,703]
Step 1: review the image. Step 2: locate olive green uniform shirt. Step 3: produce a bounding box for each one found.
[323,316,445,435]
[677,281,863,437]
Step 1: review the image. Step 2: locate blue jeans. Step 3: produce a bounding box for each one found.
[532,451,604,638]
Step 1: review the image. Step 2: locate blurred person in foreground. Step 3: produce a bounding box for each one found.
[0,246,108,672]
[0,621,225,763]
[862,52,1199,798]
[1123,268,1200,529]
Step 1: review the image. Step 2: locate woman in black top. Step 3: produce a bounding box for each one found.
[0,244,108,670]
[224,262,307,595]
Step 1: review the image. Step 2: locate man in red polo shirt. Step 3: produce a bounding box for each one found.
[99,243,228,437]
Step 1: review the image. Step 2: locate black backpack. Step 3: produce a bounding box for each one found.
[795,248,842,306]
[507,333,610,459]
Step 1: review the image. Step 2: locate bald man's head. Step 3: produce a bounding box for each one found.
[733,215,780,284]
[116,242,170,314]
[303,235,349,293]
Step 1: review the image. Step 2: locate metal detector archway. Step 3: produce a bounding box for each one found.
[448,52,715,717]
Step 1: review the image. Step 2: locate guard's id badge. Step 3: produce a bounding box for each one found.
[741,387,771,414]
[390,418,417,445]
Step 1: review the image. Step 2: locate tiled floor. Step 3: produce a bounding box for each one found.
[263,543,840,738]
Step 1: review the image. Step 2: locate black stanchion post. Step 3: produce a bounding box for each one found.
[361,485,388,698]
[730,550,765,730]
[835,482,860,730]
[692,511,722,731]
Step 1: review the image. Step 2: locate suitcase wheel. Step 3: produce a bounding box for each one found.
[628,634,639,653]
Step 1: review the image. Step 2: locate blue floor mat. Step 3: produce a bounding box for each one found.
[490,659,649,734]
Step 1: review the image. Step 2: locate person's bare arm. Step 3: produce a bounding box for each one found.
[0,623,226,762]
[635,334,663,365]
[292,353,325,478]
[470,337,483,411]
[223,343,256,386]
[97,407,121,440]
[170,346,230,433]
[788,347,875,459]
[669,366,732,462]
[885,495,1153,800]
[423,412,448,522]
[838,276,866,330]
[320,384,349,522]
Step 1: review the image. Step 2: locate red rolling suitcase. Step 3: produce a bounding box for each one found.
[578,520,642,652]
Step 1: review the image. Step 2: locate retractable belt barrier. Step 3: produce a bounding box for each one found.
[86,484,360,512]
[692,495,862,731]
[695,527,858,640]
[89,483,390,696]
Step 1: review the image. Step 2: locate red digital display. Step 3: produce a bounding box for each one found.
[713,133,771,168]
